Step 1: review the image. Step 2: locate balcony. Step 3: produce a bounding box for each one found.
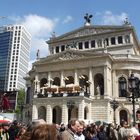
[36,85,90,98]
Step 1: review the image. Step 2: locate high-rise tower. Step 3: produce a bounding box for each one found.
[0,25,31,91]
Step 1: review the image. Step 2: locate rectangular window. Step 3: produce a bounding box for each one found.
[111,37,115,45]
[91,40,95,48]
[56,46,59,53]
[78,42,83,49]
[61,45,65,51]
[84,41,89,49]
[104,38,109,46]
[118,36,123,44]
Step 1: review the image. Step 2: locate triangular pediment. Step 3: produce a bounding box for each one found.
[48,25,132,42]
[36,50,102,64]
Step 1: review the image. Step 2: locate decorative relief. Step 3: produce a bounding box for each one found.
[63,28,113,40]
[56,52,84,61]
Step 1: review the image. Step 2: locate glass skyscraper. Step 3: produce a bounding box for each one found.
[0,25,31,91]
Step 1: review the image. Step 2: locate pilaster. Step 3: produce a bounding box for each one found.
[78,100,85,120]
[74,69,78,85]
[62,102,68,125]
[32,104,38,120]
[46,104,52,124]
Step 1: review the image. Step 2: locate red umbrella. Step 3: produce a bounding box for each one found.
[0,120,10,123]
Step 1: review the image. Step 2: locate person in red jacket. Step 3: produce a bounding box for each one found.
[1,93,10,111]
[135,135,140,140]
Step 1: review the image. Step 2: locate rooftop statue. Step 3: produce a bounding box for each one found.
[84,13,93,26]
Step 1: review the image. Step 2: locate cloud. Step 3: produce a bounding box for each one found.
[96,11,128,25]
[62,15,73,24]
[10,14,58,70]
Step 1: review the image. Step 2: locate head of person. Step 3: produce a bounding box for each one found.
[77,120,85,135]
[30,124,58,140]
[68,119,80,133]
[26,119,46,132]
[120,120,128,128]
[125,129,135,140]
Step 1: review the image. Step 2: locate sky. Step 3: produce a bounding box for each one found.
[0,0,140,70]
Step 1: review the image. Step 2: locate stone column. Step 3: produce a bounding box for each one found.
[108,38,111,46]
[112,70,117,97]
[61,71,65,86]
[61,102,68,125]
[104,66,108,96]
[48,72,51,87]
[115,36,118,45]
[32,104,38,120]
[46,104,52,124]
[89,67,94,96]
[88,102,92,121]
[122,35,125,44]
[78,100,85,120]
[74,69,78,85]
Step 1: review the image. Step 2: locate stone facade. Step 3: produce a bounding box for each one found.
[25,18,140,125]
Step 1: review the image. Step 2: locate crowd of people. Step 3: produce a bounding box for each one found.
[0,119,140,140]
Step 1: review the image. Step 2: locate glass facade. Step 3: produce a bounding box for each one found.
[0,31,12,91]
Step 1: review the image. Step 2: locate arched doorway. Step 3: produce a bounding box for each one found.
[53,106,62,124]
[118,76,127,97]
[38,106,46,121]
[120,110,128,123]
[84,106,89,120]
[71,107,78,119]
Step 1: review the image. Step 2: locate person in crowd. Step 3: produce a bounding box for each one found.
[125,129,135,140]
[97,125,108,140]
[135,135,140,140]
[29,124,59,140]
[131,123,140,138]
[1,123,9,140]
[84,123,99,140]
[8,120,19,140]
[106,123,118,140]
[59,123,66,133]
[20,119,46,140]
[1,93,10,112]
[60,119,80,140]
[16,125,26,140]
[74,120,85,140]
[118,120,128,140]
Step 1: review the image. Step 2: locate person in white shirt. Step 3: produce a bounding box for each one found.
[74,120,85,140]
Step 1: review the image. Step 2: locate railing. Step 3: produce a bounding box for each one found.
[36,85,90,98]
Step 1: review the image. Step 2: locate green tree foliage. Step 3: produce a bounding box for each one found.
[15,89,25,113]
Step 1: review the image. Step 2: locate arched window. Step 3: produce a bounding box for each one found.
[65,76,74,85]
[40,78,47,88]
[94,74,104,95]
[38,106,46,121]
[120,110,128,123]
[118,76,127,97]
[53,77,60,86]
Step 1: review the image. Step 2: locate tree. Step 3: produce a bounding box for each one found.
[15,89,25,113]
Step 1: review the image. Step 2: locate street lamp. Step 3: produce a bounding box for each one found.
[110,99,119,125]
[120,73,140,125]
[67,101,75,121]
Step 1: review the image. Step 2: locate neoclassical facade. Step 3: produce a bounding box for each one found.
[25,17,140,125]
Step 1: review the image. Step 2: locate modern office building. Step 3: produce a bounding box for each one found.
[0,25,31,91]
[26,14,140,125]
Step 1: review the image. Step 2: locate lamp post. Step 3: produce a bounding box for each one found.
[110,99,119,125]
[120,73,140,125]
[67,101,75,121]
